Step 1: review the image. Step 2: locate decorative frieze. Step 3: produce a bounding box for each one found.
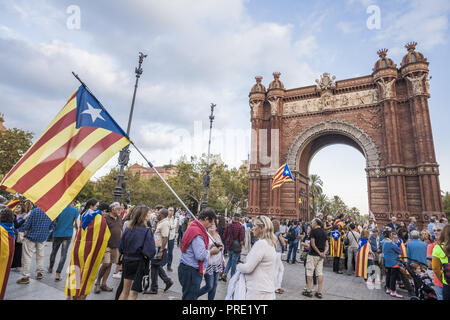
[366,165,439,177]
[283,89,379,116]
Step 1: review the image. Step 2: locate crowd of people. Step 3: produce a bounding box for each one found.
[0,194,449,301]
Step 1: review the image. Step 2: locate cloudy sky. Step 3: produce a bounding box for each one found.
[1,0,449,214]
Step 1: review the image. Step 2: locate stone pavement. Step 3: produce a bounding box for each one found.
[4,239,401,300]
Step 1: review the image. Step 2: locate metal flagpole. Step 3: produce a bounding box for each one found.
[200,103,216,210]
[113,52,148,204]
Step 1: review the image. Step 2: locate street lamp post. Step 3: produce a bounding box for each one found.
[113,52,147,203]
[200,103,216,211]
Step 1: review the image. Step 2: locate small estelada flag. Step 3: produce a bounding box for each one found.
[0,85,130,220]
[329,230,343,258]
[272,163,294,190]
[355,238,370,279]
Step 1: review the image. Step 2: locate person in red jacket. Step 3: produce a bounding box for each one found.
[221,214,244,281]
[178,208,220,300]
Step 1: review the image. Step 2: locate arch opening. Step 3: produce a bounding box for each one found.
[308,143,369,216]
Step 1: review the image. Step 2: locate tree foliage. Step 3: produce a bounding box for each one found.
[0,128,33,176]
[0,128,34,199]
[443,191,450,220]
[309,174,368,224]
[75,154,249,216]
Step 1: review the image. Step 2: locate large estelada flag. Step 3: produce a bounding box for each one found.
[65,209,110,298]
[329,230,343,258]
[0,85,130,220]
[0,222,15,300]
[355,238,370,279]
[272,163,294,189]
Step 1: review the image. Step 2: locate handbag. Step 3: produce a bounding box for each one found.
[151,248,168,266]
[16,231,24,244]
[141,257,150,292]
[300,251,308,262]
[138,229,150,291]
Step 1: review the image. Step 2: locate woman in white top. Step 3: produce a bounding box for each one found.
[236,215,277,300]
[272,219,286,294]
[167,207,178,272]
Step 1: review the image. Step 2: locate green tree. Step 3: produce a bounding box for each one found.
[443,191,450,220]
[309,174,323,217]
[74,181,100,203]
[0,128,34,199]
[0,128,33,176]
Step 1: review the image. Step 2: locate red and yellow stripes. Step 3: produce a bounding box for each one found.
[355,242,369,279]
[65,214,110,298]
[0,225,15,300]
[329,234,343,258]
[399,241,407,263]
[0,90,129,220]
[6,199,19,211]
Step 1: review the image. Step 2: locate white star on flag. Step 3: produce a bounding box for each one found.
[82,102,105,123]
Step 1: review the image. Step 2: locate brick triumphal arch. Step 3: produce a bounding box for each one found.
[247,42,444,227]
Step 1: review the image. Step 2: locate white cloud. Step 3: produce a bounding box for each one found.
[373,0,450,52]
[336,21,360,34]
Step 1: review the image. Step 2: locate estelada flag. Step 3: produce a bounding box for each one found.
[0,85,130,220]
[329,230,343,258]
[397,239,407,262]
[65,209,110,298]
[0,222,15,300]
[355,238,370,279]
[272,163,294,189]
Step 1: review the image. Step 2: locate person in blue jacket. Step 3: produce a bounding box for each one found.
[48,204,79,281]
[382,231,403,298]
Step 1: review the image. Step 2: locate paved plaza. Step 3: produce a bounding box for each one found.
[4,238,401,301]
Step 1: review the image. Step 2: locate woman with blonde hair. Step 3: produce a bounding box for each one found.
[420,229,433,244]
[236,215,277,300]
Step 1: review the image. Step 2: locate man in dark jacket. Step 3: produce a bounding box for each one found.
[221,214,244,281]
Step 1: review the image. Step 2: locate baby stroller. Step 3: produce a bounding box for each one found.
[396,258,437,300]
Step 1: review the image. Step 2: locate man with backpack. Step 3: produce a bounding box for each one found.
[286,220,301,264]
[221,214,244,281]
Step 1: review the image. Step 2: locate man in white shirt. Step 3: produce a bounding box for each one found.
[177,211,186,247]
[167,207,178,272]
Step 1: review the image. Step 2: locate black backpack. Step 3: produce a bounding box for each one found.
[287,226,297,242]
[230,224,242,254]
